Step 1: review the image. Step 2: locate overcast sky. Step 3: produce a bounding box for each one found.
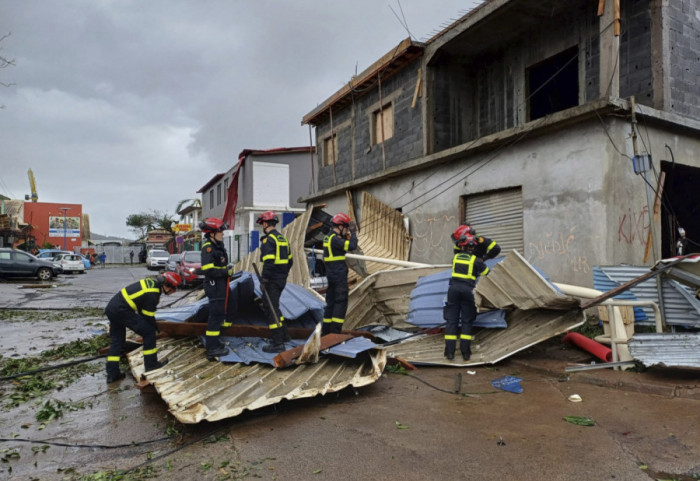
[0,1,477,239]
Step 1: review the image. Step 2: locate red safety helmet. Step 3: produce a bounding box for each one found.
[199,217,227,234]
[456,233,477,248]
[331,213,351,226]
[256,211,279,225]
[159,271,182,289]
[452,225,470,242]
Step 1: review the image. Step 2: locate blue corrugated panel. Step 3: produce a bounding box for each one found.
[405,267,507,328]
[211,336,305,366]
[324,337,380,358]
[156,271,324,329]
[592,267,648,321]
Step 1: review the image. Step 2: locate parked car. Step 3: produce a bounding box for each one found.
[165,253,181,272]
[146,249,170,270]
[37,249,91,269]
[52,253,86,274]
[0,248,62,280]
[176,250,203,286]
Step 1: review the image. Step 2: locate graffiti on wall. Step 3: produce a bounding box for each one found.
[411,214,456,260]
[526,227,590,274]
[617,205,649,246]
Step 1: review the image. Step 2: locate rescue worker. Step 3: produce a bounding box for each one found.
[322,213,358,335]
[257,211,293,353]
[200,217,232,360]
[104,271,182,383]
[444,231,489,361]
[452,224,501,261]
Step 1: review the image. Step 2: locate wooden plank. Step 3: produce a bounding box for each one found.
[614,0,620,35]
[273,334,354,368]
[155,321,376,341]
[411,68,422,108]
[597,0,605,16]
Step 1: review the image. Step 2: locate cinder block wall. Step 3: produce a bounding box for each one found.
[667,0,700,118]
[316,58,424,191]
[620,0,654,105]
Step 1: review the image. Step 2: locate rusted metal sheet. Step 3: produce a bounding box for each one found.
[386,308,584,366]
[628,333,700,368]
[127,336,387,424]
[475,250,580,311]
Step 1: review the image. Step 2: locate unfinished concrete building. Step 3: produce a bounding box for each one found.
[301,0,700,287]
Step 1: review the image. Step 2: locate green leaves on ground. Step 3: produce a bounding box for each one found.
[563,415,596,426]
[395,421,410,429]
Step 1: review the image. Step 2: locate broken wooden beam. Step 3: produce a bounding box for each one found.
[273,334,354,368]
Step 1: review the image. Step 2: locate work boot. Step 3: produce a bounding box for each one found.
[144,355,169,372]
[444,344,455,361]
[321,323,332,336]
[262,340,286,353]
[460,340,472,361]
[205,345,229,361]
[106,371,126,384]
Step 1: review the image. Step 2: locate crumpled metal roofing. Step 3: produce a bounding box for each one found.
[475,250,580,311]
[128,336,386,424]
[628,333,700,368]
[405,263,507,329]
[594,265,700,327]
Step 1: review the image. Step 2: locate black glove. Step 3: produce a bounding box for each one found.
[348,221,357,234]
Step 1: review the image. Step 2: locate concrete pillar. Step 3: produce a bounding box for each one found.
[650,0,670,110]
[599,0,620,99]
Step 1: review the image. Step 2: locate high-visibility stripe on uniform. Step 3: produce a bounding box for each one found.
[206,330,220,336]
[460,334,473,340]
[269,323,281,330]
[121,279,160,313]
[331,318,344,324]
[444,334,458,340]
[222,322,232,327]
[323,233,346,262]
[452,254,477,280]
[107,356,120,362]
[322,318,332,324]
[143,347,158,356]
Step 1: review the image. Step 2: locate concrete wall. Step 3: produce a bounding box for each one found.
[315,59,424,191]
[238,151,312,209]
[351,118,700,287]
[667,0,700,119]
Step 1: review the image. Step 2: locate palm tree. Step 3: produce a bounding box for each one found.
[176,198,202,218]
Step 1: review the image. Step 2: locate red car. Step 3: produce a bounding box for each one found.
[176,250,203,287]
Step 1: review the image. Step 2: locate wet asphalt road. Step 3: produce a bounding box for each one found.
[0,266,699,480]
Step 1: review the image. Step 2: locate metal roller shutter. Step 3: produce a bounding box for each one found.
[464,187,523,254]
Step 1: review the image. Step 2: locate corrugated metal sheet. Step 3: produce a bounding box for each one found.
[593,267,648,321]
[475,250,580,311]
[349,192,412,282]
[628,333,700,368]
[405,266,507,328]
[595,265,700,327]
[388,309,584,366]
[346,266,447,330]
[465,188,523,254]
[128,336,386,424]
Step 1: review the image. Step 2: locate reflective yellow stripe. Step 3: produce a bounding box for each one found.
[143,347,158,355]
[322,318,332,324]
[222,322,232,327]
[269,323,280,330]
[444,335,458,340]
[262,254,275,261]
[142,310,155,317]
[487,240,497,250]
[323,233,346,262]
[274,234,290,264]
[201,263,215,270]
[452,254,476,280]
[331,318,344,324]
[206,330,220,336]
[121,287,138,311]
[460,334,473,340]
[107,356,120,362]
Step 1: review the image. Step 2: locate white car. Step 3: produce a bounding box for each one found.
[146,250,170,271]
[52,253,86,274]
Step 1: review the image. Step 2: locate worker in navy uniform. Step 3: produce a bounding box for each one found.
[322,213,358,335]
[104,271,182,383]
[453,224,501,261]
[257,211,293,353]
[200,217,232,360]
[444,231,490,361]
